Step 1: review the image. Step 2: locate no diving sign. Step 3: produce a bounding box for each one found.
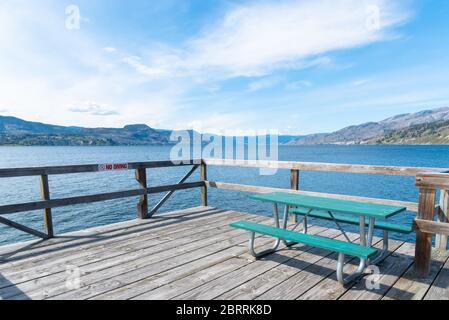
[98,163,129,172]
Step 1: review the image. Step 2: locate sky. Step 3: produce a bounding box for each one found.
[1,0,449,135]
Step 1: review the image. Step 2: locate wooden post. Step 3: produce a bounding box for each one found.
[135,168,148,219]
[40,174,53,238]
[200,162,208,207]
[290,170,299,222]
[414,187,436,276]
[290,169,299,191]
[436,190,449,250]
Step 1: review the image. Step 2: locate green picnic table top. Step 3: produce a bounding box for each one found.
[250,192,406,219]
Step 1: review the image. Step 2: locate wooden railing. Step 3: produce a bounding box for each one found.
[0,160,206,239]
[202,158,449,276]
[0,157,448,276]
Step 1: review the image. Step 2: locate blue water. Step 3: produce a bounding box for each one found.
[0,145,448,245]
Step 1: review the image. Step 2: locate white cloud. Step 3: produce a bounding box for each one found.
[103,47,117,53]
[286,80,313,90]
[351,79,371,86]
[248,76,283,92]
[122,56,169,77]
[127,0,411,79]
[68,102,119,116]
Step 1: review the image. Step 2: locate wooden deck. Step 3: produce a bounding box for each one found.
[0,206,448,300]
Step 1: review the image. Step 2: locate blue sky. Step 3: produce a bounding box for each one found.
[1,0,449,134]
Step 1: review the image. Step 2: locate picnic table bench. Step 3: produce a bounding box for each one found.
[230,192,411,285]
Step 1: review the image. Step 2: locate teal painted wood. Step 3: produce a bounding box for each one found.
[230,221,378,259]
[290,208,413,234]
[250,192,406,219]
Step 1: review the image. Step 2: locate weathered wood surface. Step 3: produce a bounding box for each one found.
[200,162,208,207]
[0,160,202,178]
[0,182,204,216]
[135,168,148,219]
[204,158,447,177]
[436,190,449,250]
[0,207,447,300]
[40,174,53,237]
[414,188,437,275]
[416,172,449,190]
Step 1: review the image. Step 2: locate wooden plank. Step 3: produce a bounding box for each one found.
[206,181,418,212]
[40,174,53,237]
[414,219,449,236]
[93,223,326,300]
[173,227,340,300]
[0,216,49,239]
[0,182,204,216]
[135,168,148,219]
[424,254,449,300]
[0,206,217,264]
[436,190,449,250]
[92,224,313,300]
[0,207,236,268]
[215,229,356,300]
[134,226,331,301]
[383,249,449,300]
[416,172,449,190]
[0,158,446,178]
[0,211,251,289]
[296,238,403,300]
[0,160,202,178]
[39,220,270,300]
[339,242,415,300]
[6,214,269,300]
[204,158,447,177]
[0,207,222,264]
[200,162,207,207]
[414,188,437,276]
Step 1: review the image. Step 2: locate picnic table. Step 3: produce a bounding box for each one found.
[231,192,411,285]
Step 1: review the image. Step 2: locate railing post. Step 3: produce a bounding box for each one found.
[135,168,148,219]
[40,174,53,238]
[200,161,208,207]
[290,170,299,222]
[414,187,436,276]
[436,190,449,250]
[290,169,299,191]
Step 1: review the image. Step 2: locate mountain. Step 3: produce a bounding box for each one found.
[289,107,449,145]
[366,120,449,144]
[0,116,173,146]
[2,108,449,146]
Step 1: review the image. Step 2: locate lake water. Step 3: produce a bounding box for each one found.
[0,145,448,245]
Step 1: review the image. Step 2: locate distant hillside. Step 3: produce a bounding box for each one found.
[289,107,449,145]
[0,116,303,146]
[0,116,173,146]
[366,120,449,144]
[2,108,449,146]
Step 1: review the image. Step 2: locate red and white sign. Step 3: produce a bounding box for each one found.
[98,163,129,172]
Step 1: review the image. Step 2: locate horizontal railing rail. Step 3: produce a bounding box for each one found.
[204,158,447,177]
[0,159,203,178]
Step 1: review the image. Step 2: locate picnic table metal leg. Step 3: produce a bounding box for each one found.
[282,205,297,247]
[370,230,390,265]
[247,203,282,259]
[336,253,367,285]
[337,215,371,285]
